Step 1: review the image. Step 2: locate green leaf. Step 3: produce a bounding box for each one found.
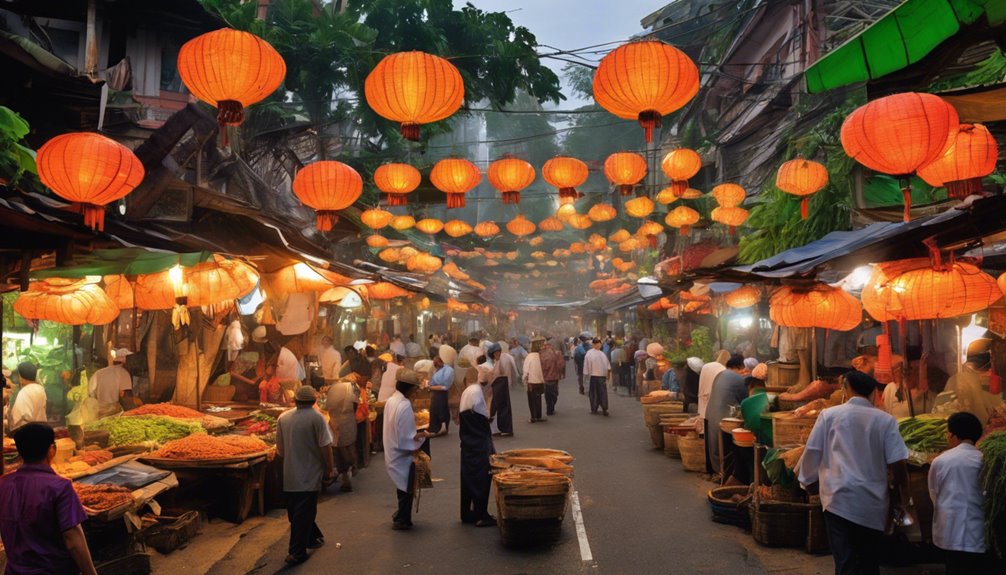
[0,106,30,140]
[14,143,36,174]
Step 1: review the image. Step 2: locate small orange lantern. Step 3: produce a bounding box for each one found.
[431,158,481,208]
[379,248,401,263]
[619,238,642,252]
[177,29,286,129]
[538,216,564,232]
[390,215,416,231]
[406,253,443,273]
[374,163,421,206]
[593,40,699,143]
[665,206,699,235]
[587,234,607,251]
[368,282,411,300]
[770,284,862,331]
[474,221,500,238]
[506,215,536,237]
[604,152,647,195]
[661,149,702,196]
[567,214,593,230]
[570,242,586,254]
[610,229,631,243]
[364,51,464,141]
[488,156,536,204]
[588,203,617,222]
[556,203,578,220]
[625,196,655,218]
[711,206,748,235]
[292,161,363,231]
[444,219,473,238]
[543,156,589,204]
[415,218,444,235]
[366,235,389,248]
[918,124,998,199]
[36,132,145,231]
[637,220,664,248]
[776,159,828,219]
[711,183,745,208]
[725,285,761,309]
[360,208,392,230]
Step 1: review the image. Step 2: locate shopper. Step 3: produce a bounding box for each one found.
[319,336,342,385]
[7,362,46,432]
[89,348,133,416]
[584,338,611,416]
[325,377,359,492]
[458,336,483,369]
[522,337,546,422]
[706,354,747,478]
[377,353,402,402]
[929,412,991,574]
[458,363,497,526]
[540,340,565,416]
[683,357,703,413]
[383,369,429,530]
[573,335,591,395]
[428,347,456,436]
[0,423,97,575]
[484,344,514,436]
[698,350,729,472]
[275,386,334,565]
[797,370,910,575]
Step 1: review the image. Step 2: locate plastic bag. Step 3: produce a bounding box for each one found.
[66,397,99,427]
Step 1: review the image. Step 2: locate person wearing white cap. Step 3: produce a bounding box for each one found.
[89,349,134,417]
[383,369,429,530]
[684,357,704,413]
[522,337,546,422]
[7,362,46,432]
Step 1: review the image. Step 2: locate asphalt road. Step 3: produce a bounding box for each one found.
[198,366,832,575]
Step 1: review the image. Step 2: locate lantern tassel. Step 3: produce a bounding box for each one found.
[672,181,687,197]
[81,204,105,232]
[638,110,661,144]
[800,197,809,220]
[646,235,657,249]
[502,191,520,204]
[679,225,690,237]
[945,178,983,200]
[902,185,912,223]
[316,212,337,232]
[618,184,634,196]
[447,194,465,209]
[386,194,407,207]
[400,123,420,142]
[171,304,190,330]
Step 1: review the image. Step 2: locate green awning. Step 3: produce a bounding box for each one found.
[32,248,215,279]
[805,0,991,94]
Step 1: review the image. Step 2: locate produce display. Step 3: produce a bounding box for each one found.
[985,405,1006,437]
[84,416,204,447]
[126,403,205,419]
[898,415,948,453]
[415,410,430,429]
[238,414,276,435]
[978,431,1006,556]
[151,434,269,460]
[69,449,114,466]
[74,483,135,511]
[778,379,838,403]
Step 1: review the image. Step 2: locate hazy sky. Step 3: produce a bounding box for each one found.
[462,0,666,108]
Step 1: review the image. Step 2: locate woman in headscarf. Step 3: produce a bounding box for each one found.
[458,358,497,527]
[698,349,731,473]
[484,343,514,437]
[684,357,703,413]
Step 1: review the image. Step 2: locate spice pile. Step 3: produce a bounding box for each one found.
[152,434,269,460]
[70,449,114,466]
[84,416,204,447]
[74,484,134,511]
[126,403,205,419]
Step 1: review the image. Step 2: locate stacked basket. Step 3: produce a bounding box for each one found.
[642,398,684,449]
[491,449,574,547]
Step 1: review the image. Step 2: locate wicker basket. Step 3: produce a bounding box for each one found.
[707,486,752,528]
[771,413,818,447]
[678,434,706,472]
[751,500,810,547]
[143,511,201,554]
[647,424,664,449]
[662,429,680,458]
[497,449,574,464]
[491,454,573,476]
[203,385,235,402]
[494,470,571,546]
[806,495,830,554]
[642,403,684,426]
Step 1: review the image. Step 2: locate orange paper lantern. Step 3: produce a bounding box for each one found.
[711,183,745,208]
[619,238,642,252]
[488,156,536,204]
[556,203,578,221]
[567,214,593,230]
[103,275,134,310]
[588,203,617,222]
[415,218,444,235]
[474,221,500,238]
[292,161,363,231]
[624,196,655,218]
[368,282,411,300]
[177,29,286,129]
[593,41,699,143]
[379,248,402,263]
[609,229,631,243]
[14,279,120,325]
[637,220,664,248]
[406,253,443,273]
[374,163,421,206]
[364,51,464,141]
[366,235,389,248]
[542,156,589,204]
[538,216,564,232]
[36,132,145,231]
[711,206,748,235]
[431,158,481,209]
[444,219,473,238]
[661,149,702,196]
[184,258,259,306]
[604,152,647,195]
[506,215,536,237]
[665,206,699,236]
[863,258,1001,321]
[918,124,998,199]
[725,285,760,309]
[360,208,392,230]
[776,159,828,219]
[390,215,416,231]
[770,284,862,331]
[840,92,957,221]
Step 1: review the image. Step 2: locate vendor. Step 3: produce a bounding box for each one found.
[88,348,134,417]
[740,363,771,445]
[259,362,288,405]
[7,362,46,432]
[939,338,1004,423]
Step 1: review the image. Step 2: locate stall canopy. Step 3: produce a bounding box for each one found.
[805,0,1002,94]
[31,249,215,278]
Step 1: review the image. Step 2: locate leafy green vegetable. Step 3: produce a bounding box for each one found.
[898,416,948,453]
[980,431,1006,557]
[85,415,204,447]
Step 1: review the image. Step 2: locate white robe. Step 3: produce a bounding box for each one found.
[383,391,423,492]
[459,383,488,417]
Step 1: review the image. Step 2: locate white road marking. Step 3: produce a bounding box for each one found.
[570,490,593,562]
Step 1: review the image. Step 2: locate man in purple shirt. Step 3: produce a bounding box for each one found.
[0,423,97,575]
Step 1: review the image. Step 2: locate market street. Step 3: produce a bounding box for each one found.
[156,368,831,575]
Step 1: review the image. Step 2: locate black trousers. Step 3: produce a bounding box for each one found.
[823,510,882,575]
[944,549,994,575]
[429,389,450,434]
[588,375,608,413]
[285,491,322,557]
[703,419,714,474]
[527,383,544,420]
[394,463,416,525]
[575,364,584,392]
[544,380,559,415]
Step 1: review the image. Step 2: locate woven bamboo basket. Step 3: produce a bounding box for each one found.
[659,412,690,427]
[678,433,706,472]
[707,486,752,528]
[642,402,684,426]
[641,390,673,404]
[806,495,829,554]
[203,385,235,402]
[662,429,680,458]
[647,424,664,449]
[750,500,810,547]
[494,470,571,547]
[497,449,574,464]
[771,413,818,447]
[491,455,573,476]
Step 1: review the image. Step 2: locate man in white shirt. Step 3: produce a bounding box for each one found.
[377,354,402,402]
[797,371,910,575]
[383,369,430,530]
[318,336,341,385]
[698,350,729,473]
[522,337,546,423]
[89,349,133,417]
[389,335,406,359]
[928,412,990,574]
[583,338,611,416]
[8,363,46,432]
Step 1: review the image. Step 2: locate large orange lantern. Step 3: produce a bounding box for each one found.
[444,219,473,238]
[604,152,647,196]
[415,218,444,235]
[374,163,421,206]
[770,284,862,331]
[506,215,536,237]
[776,159,828,219]
[862,258,1001,321]
[184,258,259,306]
[725,285,761,309]
[474,221,500,238]
[360,208,392,230]
[588,203,617,222]
[406,253,443,273]
[711,183,745,208]
[367,282,411,300]
[364,51,464,141]
[538,216,564,232]
[292,161,363,231]
[918,124,998,199]
[431,158,481,208]
[711,206,748,235]
[390,215,416,231]
[542,156,589,204]
[840,92,958,221]
[593,40,699,143]
[36,132,145,231]
[665,205,699,235]
[103,275,134,310]
[177,29,286,129]
[624,196,655,218]
[14,279,120,325]
[661,149,702,196]
[488,156,535,204]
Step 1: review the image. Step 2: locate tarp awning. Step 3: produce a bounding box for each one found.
[32,249,215,279]
[805,0,991,94]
